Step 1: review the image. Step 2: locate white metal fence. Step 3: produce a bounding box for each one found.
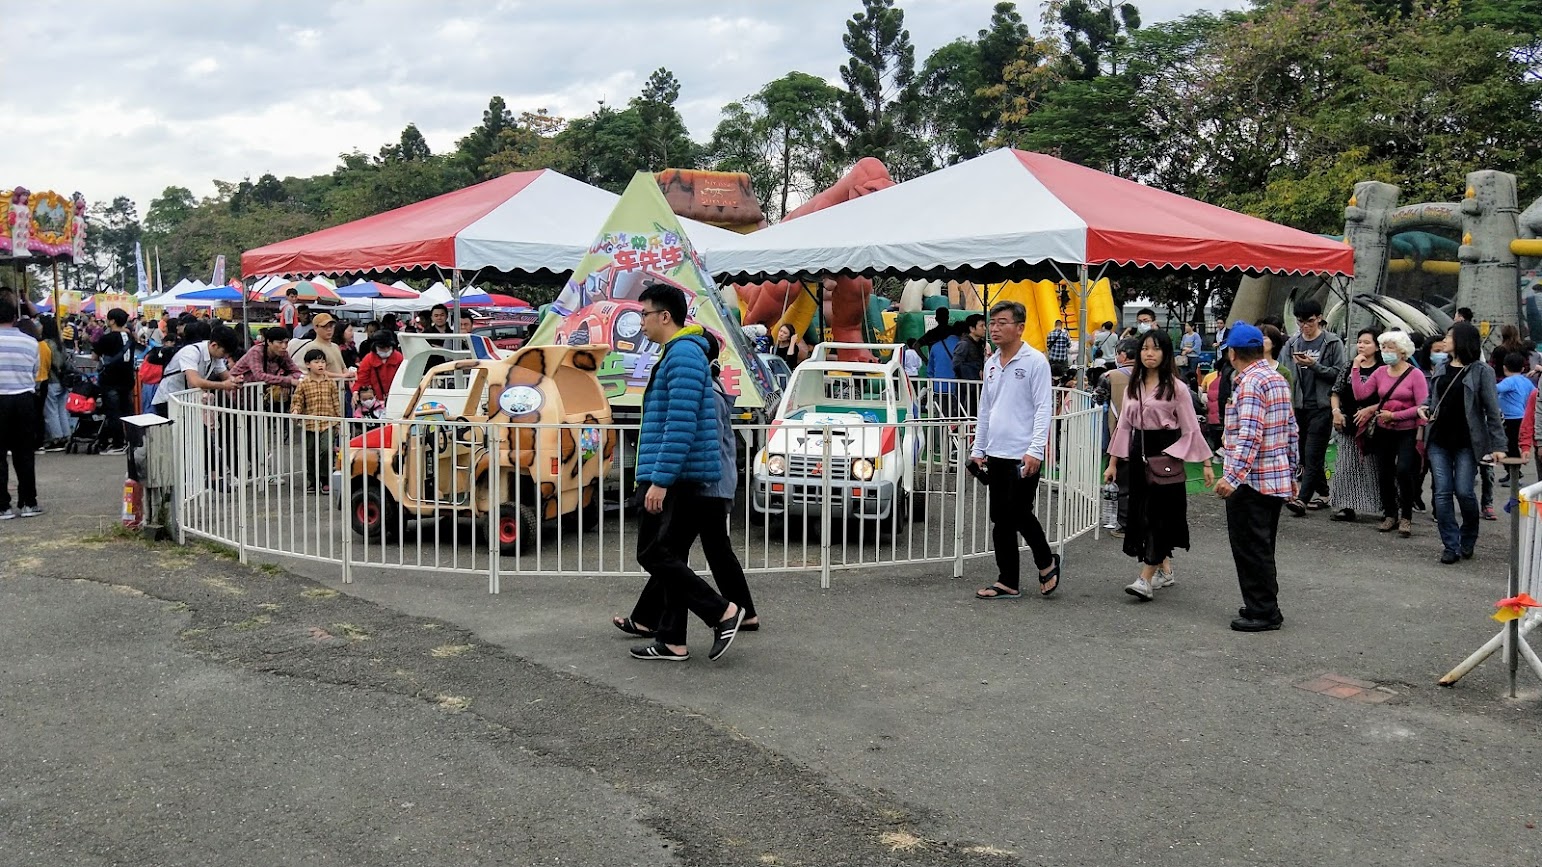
[166,379,1101,592]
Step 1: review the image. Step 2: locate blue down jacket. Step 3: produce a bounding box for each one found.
[636,328,721,488]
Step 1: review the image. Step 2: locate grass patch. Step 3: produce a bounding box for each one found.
[434,694,471,713]
[257,602,282,612]
[180,628,208,640]
[256,563,285,576]
[332,622,370,641]
[166,602,191,613]
[83,525,140,544]
[964,845,1016,857]
[419,622,442,630]
[194,541,240,561]
[301,588,339,600]
[198,576,245,596]
[879,831,925,853]
[232,614,272,631]
[429,644,474,659]
[12,556,43,572]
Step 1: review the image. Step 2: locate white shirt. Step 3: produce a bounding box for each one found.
[971,342,1053,462]
[902,347,921,377]
[153,342,217,405]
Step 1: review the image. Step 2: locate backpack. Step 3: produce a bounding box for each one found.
[139,345,176,386]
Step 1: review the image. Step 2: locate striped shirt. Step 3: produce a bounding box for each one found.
[1222,359,1299,497]
[0,326,40,395]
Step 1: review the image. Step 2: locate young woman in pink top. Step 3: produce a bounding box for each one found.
[1104,330,1214,601]
[1357,330,1428,537]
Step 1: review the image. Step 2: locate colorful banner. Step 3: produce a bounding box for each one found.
[134,242,149,296]
[526,172,775,410]
[210,254,226,287]
[93,293,137,319]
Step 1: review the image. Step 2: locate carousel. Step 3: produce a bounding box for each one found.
[2,185,88,314]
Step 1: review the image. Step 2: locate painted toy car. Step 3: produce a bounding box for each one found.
[750,343,925,524]
[338,343,617,552]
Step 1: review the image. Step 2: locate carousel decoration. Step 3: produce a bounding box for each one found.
[1,186,86,262]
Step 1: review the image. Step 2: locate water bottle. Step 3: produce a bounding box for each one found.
[1101,481,1120,529]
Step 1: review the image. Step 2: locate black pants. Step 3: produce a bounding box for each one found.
[1296,406,1332,502]
[0,392,38,510]
[985,456,1053,590]
[1373,427,1419,520]
[631,496,756,628]
[1226,485,1284,622]
[635,484,731,646]
[101,381,132,448]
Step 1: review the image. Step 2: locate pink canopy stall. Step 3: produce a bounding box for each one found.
[706,148,1354,279]
[241,169,741,278]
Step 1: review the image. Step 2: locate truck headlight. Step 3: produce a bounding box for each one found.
[851,458,875,481]
[767,455,786,476]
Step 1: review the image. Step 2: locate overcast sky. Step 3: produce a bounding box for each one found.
[6,0,1248,218]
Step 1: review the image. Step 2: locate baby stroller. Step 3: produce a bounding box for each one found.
[64,376,105,454]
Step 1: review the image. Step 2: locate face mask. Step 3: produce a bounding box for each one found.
[1430,352,1449,366]
[376,348,392,359]
[1137,323,1152,334]
[1380,351,1398,365]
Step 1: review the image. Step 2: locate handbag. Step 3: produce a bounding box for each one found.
[1136,386,1186,485]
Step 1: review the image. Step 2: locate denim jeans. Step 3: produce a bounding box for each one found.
[1427,443,1479,555]
[44,380,71,442]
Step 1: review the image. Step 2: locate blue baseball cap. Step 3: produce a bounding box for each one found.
[1224,321,1264,350]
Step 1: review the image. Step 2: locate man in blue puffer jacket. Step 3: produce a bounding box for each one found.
[625,281,746,663]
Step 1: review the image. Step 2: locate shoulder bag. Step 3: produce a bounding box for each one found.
[1361,366,1415,446]
[1137,384,1186,485]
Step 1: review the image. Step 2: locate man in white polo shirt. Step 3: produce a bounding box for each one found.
[969,300,1060,599]
[0,297,43,518]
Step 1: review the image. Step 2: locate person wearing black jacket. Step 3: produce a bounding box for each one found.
[92,308,135,454]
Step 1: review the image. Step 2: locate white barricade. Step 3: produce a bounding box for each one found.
[1439,471,1542,694]
[167,384,1101,592]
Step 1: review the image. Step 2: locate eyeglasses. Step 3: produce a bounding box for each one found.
[641,309,668,320]
[988,319,1022,328]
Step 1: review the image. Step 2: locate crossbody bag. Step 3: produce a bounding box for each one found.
[1136,384,1186,485]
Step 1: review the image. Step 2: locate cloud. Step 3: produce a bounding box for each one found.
[3,0,1247,216]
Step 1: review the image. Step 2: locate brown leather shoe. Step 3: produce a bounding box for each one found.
[1377,517,1397,532]
[1398,518,1412,537]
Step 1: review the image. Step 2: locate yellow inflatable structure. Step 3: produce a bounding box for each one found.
[979,279,1117,352]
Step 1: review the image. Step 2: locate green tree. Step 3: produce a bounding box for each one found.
[379,123,433,163]
[708,72,843,218]
[483,110,572,175]
[554,103,651,192]
[834,0,932,179]
[1054,0,1141,79]
[631,68,697,169]
[83,196,142,291]
[456,96,516,180]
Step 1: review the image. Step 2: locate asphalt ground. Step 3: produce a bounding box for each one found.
[4,451,1541,866]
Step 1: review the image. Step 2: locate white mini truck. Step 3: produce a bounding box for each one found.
[751,343,925,524]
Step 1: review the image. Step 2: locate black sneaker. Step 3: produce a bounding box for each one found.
[708,606,746,661]
[1461,547,1474,560]
[1230,615,1284,632]
[629,642,689,662]
[1439,550,1460,565]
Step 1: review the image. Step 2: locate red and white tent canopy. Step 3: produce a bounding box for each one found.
[241,169,743,278]
[706,149,1354,279]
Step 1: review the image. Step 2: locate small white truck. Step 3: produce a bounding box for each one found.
[750,343,925,524]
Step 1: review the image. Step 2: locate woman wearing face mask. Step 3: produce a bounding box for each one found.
[354,330,403,409]
[1421,322,1508,563]
[1327,327,1384,522]
[1357,331,1428,537]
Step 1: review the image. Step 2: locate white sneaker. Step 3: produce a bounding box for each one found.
[101,446,128,456]
[1102,520,1118,530]
[0,508,15,520]
[1124,577,1154,601]
[1152,567,1175,590]
[19,506,43,518]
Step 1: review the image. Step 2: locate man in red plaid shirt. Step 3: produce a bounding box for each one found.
[1211,321,1299,632]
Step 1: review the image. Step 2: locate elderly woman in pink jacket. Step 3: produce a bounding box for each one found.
[1103,329,1214,601]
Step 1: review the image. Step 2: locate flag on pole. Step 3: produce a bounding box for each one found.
[134,242,149,296]
[210,254,226,287]
[155,247,164,294]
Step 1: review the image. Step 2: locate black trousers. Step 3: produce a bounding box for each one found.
[1296,406,1332,501]
[101,381,132,448]
[635,484,731,646]
[631,496,756,629]
[985,456,1053,590]
[0,392,38,510]
[1373,427,1419,520]
[1226,485,1284,622]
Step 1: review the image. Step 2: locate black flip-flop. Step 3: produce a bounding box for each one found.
[975,585,1022,600]
[612,617,656,638]
[1038,553,1063,597]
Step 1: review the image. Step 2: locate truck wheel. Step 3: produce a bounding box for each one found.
[351,484,400,540]
[497,503,538,554]
[905,486,926,522]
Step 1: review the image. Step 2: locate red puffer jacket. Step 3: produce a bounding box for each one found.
[354,348,403,398]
